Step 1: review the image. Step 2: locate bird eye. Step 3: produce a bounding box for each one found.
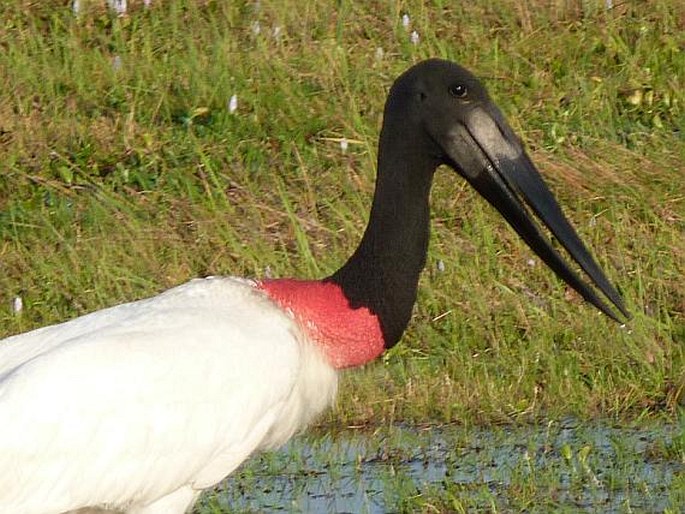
[449,84,468,99]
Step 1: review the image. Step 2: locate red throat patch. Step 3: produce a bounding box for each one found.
[257,279,386,369]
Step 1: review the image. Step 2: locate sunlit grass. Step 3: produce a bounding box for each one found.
[1,0,683,429]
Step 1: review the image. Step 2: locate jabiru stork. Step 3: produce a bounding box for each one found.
[0,59,628,514]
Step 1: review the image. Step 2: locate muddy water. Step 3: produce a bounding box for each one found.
[199,420,683,513]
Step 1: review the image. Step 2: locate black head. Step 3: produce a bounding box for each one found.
[384,59,489,135]
[381,59,629,322]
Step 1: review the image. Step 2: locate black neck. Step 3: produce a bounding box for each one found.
[327,127,438,348]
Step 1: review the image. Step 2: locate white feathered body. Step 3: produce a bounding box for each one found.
[0,277,338,514]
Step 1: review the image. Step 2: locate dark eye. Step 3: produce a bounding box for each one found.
[449,84,468,98]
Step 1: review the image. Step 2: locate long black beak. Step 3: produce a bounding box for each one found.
[446,105,629,322]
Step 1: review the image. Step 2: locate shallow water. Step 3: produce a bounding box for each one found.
[198,420,684,513]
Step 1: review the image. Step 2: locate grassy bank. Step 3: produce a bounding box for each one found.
[1,0,683,426]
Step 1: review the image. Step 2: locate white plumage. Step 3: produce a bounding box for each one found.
[0,277,337,513]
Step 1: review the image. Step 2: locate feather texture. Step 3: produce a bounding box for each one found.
[0,277,337,513]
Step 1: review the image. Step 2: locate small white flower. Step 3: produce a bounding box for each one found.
[527,258,536,267]
[375,47,384,61]
[340,138,349,153]
[401,14,410,29]
[251,21,261,35]
[228,94,238,114]
[437,260,445,272]
[589,216,597,227]
[112,55,122,72]
[72,0,81,16]
[108,0,127,16]
[12,296,23,315]
[410,30,420,45]
[605,0,613,9]
[144,0,152,7]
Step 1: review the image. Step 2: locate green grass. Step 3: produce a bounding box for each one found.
[1,0,683,429]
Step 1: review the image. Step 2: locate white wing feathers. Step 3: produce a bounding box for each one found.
[0,277,338,513]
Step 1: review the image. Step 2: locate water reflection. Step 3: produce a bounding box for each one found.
[197,420,684,513]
